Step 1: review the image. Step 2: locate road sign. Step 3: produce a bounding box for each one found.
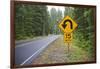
[64,33,72,43]
[59,16,78,33]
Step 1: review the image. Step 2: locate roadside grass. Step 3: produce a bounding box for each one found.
[32,36,94,65]
[67,44,90,62]
[67,39,95,62]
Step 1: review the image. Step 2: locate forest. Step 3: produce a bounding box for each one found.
[15,4,95,59]
[15,4,63,40]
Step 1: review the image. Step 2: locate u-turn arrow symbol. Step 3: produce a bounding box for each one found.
[62,19,73,29]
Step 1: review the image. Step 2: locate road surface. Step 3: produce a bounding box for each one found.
[15,35,60,65]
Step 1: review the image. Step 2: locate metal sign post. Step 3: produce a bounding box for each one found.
[67,42,70,55]
[59,15,78,56]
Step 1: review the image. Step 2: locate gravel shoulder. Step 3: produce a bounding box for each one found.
[32,36,94,65]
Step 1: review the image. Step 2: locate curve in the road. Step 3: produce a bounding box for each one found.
[15,35,60,65]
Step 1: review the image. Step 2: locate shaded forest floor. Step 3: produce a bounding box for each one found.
[32,36,93,65]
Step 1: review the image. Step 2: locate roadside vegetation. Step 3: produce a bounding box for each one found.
[32,36,93,64]
[15,4,62,40]
[15,4,95,63]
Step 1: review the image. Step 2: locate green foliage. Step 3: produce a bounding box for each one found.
[64,6,95,58]
[15,4,49,40]
[72,7,95,58]
[15,4,63,40]
[64,7,74,18]
[15,4,95,59]
[49,8,63,34]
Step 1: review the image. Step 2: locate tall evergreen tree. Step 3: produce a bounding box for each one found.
[15,4,49,40]
[49,8,63,34]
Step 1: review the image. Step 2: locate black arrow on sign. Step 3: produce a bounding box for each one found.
[62,19,73,29]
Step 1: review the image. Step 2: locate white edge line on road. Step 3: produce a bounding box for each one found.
[20,35,59,65]
[20,43,47,65]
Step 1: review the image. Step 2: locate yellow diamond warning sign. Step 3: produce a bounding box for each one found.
[59,16,78,33]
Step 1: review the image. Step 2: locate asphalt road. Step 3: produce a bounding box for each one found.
[15,35,60,65]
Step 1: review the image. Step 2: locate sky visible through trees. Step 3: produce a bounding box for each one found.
[15,4,95,60]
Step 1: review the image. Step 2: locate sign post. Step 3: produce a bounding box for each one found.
[59,16,78,55]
